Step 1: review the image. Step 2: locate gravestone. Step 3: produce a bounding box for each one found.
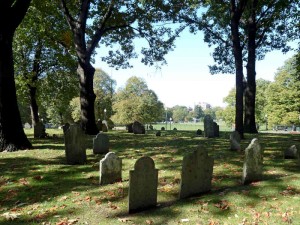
[129,156,158,213]
[62,123,70,134]
[34,121,46,138]
[230,131,241,151]
[284,145,299,159]
[93,132,109,154]
[126,123,133,133]
[196,129,202,136]
[64,124,87,165]
[96,119,102,131]
[161,127,165,131]
[99,152,122,185]
[213,122,220,137]
[242,138,263,185]
[24,122,31,129]
[179,148,214,199]
[132,121,145,134]
[155,131,161,136]
[204,115,214,138]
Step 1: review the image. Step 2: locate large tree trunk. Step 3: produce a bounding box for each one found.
[0,33,32,151]
[78,62,98,135]
[230,0,246,138]
[244,0,258,133]
[29,86,40,126]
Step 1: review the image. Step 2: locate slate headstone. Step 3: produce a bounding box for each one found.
[213,122,220,137]
[196,129,202,136]
[129,156,158,213]
[99,152,122,185]
[242,138,263,185]
[93,132,109,154]
[284,145,299,159]
[64,124,87,165]
[230,131,241,151]
[179,148,214,199]
[204,115,214,138]
[34,121,46,138]
[126,123,133,133]
[96,119,102,131]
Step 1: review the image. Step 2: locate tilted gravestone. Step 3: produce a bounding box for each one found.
[230,131,241,151]
[34,121,46,138]
[284,145,299,159]
[213,122,220,137]
[179,148,214,199]
[242,138,263,185]
[64,124,87,165]
[132,121,146,134]
[204,115,214,138]
[93,132,109,154]
[129,156,158,213]
[99,152,122,185]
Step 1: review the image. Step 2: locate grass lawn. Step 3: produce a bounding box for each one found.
[0,129,300,224]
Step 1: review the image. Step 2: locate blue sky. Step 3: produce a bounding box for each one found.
[94,30,296,108]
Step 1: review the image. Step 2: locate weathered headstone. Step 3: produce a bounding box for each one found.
[93,132,109,154]
[161,127,165,131]
[126,123,133,133]
[99,152,122,185]
[179,148,214,199]
[242,138,263,185]
[64,124,87,165]
[24,122,31,129]
[213,122,220,137]
[230,131,241,151]
[102,120,108,132]
[155,131,161,136]
[204,115,214,138]
[196,129,202,136]
[96,119,102,131]
[132,121,145,134]
[284,145,299,159]
[129,156,158,213]
[34,121,46,138]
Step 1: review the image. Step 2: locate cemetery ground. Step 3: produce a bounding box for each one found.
[1,129,300,225]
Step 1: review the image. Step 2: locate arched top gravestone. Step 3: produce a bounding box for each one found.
[93,132,109,154]
[129,156,158,213]
[99,152,122,185]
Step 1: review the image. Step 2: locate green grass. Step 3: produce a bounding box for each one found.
[0,129,300,224]
[151,121,232,131]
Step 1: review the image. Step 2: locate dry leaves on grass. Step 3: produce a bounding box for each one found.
[56,218,79,225]
[214,200,230,210]
[2,212,21,220]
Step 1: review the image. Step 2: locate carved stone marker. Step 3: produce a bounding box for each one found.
[128,156,158,213]
[34,121,46,138]
[132,121,145,134]
[64,124,86,165]
[230,131,241,151]
[99,152,122,185]
[213,122,219,137]
[93,132,109,154]
[179,148,214,199]
[204,115,214,138]
[242,138,263,185]
[284,145,299,159]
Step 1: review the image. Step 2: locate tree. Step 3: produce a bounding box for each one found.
[193,105,204,120]
[0,1,33,151]
[58,0,184,134]
[255,79,271,126]
[265,55,300,127]
[14,0,77,127]
[172,105,189,122]
[112,76,164,124]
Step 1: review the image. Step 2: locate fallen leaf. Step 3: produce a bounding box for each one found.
[2,212,21,220]
[214,200,230,210]
[146,219,154,224]
[18,178,29,186]
[118,217,131,223]
[33,175,43,180]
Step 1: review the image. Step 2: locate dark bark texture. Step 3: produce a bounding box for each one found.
[0,1,33,151]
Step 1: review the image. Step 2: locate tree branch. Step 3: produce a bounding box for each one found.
[60,0,76,30]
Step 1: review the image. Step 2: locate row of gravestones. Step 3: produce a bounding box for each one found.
[126,121,146,134]
[98,138,263,213]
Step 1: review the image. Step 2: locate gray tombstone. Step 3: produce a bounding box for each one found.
[129,156,158,213]
[284,145,299,159]
[24,122,31,129]
[102,120,108,132]
[99,152,122,185]
[213,122,220,137]
[96,119,102,131]
[204,115,214,138]
[242,138,263,185]
[34,121,46,138]
[64,124,87,165]
[126,123,133,133]
[132,121,146,134]
[93,132,109,154]
[62,123,70,135]
[179,148,214,199]
[230,131,241,151]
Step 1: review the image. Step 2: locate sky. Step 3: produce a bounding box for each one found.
[93,30,296,108]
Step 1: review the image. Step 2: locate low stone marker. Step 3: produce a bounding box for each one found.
[34,121,46,138]
[99,152,122,185]
[64,124,86,165]
[179,148,214,199]
[155,131,161,136]
[230,131,241,151]
[213,122,219,137]
[204,115,214,138]
[284,145,299,159]
[196,129,202,136]
[242,138,263,185]
[96,119,102,131]
[93,132,109,154]
[129,156,158,213]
